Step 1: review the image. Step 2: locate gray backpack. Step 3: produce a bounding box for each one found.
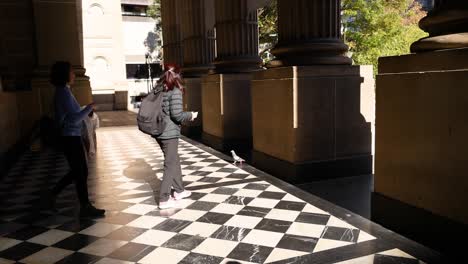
[137,84,166,136]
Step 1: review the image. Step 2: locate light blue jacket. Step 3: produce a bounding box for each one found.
[54,85,92,136]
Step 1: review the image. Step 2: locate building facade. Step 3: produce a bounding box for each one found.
[82,0,160,111]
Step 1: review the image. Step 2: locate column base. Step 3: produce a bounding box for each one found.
[182,126,203,139]
[410,32,468,52]
[70,76,93,105]
[251,65,373,178]
[270,41,353,66]
[212,56,263,74]
[201,73,253,151]
[253,150,372,184]
[202,132,252,153]
[371,192,467,262]
[376,48,468,226]
[182,65,215,78]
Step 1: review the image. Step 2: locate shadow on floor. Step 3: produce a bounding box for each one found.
[297,174,374,219]
[123,159,162,203]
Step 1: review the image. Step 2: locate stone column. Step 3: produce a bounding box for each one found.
[201,0,265,151]
[213,0,263,73]
[411,0,468,52]
[375,0,468,231]
[178,0,216,137]
[179,0,215,76]
[251,0,373,180]
[32,0,92,117]
[270,0,352,66]
[161,0,183,66]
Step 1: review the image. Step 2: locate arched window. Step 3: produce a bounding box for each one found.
[88,3,104,15]
[92,56,110,73]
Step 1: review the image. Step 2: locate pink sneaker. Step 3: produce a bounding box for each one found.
[159,197,176,209]
[173,190,192,200]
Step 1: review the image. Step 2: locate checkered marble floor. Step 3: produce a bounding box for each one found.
[0,127,437,263]
[335,249,426,264]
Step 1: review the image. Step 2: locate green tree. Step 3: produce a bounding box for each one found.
[342,0,427,71]
[147,0,161,19]
[146,0,163,62]
[256,0,427,69]
[258,0,278,63]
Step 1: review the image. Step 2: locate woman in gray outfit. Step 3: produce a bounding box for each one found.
[156,64,198,209]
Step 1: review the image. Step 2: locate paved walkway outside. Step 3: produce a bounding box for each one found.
[0,126,440,263]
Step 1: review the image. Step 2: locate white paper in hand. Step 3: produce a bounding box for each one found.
[192,112,199,121]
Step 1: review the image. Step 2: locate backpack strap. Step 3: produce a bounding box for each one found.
[153,83,164,94]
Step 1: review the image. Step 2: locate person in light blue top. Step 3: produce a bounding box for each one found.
[54,83,93,136]
[47,61,105,218]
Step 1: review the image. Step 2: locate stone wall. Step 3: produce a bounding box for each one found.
[376,48,468,225]
[0,91,20,155]
[0,1,38,165]
[0,0,36,90]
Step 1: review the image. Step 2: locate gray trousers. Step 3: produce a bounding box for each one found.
[156,138,184,202]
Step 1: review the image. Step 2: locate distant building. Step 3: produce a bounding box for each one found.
[82,0,161,111]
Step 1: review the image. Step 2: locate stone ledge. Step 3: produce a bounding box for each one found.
[378,48,468,74]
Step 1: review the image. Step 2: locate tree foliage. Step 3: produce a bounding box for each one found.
[342,0,427,70]
[146,0,163,62]
[258,0,278,62]
[147,0,161,19]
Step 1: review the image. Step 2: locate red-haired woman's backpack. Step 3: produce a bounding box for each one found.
[137,84,166,136]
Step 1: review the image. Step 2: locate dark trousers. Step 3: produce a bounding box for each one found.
[156,138,184,202]
[52,136,90,206]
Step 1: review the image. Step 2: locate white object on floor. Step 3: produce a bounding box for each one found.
[231,150,245,164]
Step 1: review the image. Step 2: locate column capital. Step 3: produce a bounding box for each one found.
[411,0,468,52]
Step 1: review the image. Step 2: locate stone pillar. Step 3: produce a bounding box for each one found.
[375,0,468,239]
[177,0,216,137]
[201,0,264,150]
[32,0,93,117]
[270,0,352,66]
[179,0,215,76]
[411,0,468,52]
[213,0,263,73]
[161,0,183,66]
[251,0,372,180]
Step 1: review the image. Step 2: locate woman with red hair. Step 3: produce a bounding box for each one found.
[155,64,198,209]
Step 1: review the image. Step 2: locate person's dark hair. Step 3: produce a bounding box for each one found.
[160,63,184,93]
[50,61,71,86]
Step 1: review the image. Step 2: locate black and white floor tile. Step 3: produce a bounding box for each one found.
[334,249,426,264]
[0,127,439,263]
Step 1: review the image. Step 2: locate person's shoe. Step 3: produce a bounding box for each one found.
[159,197,176,209]
[80,204,105,218]
[173,190,192,201]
